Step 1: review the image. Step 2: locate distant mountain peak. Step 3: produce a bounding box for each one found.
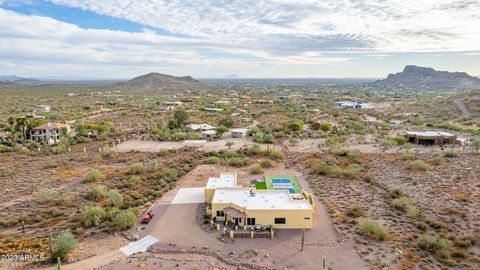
[0,75,41,84]
[116,72,204,90]
[374,65,480,90]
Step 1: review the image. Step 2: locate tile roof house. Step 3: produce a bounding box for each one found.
[30,123,69,144]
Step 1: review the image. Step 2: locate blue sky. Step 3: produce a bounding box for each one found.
[0,0,479,79]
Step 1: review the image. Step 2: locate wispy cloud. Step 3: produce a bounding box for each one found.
[1,0,480,78]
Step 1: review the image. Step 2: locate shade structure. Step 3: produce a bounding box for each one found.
[223,207,247,218]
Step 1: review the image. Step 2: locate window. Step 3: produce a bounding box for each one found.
[274,218,286,224]
[216,211,224,217]
[304,217,311,220]
[247,218,256,225]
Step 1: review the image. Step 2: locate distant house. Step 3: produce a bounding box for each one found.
[39,104,51,113]
[30,123,69,144]
[163,101,182,107]
[335,101,369,109]
[231,128,249,138]
[201,130,217,141]
[215,100,231,105]
[405,131,457,145]
[254,99,274,104]
[204,108,223,113]
[187,123,216,132]
[25,112,45,119]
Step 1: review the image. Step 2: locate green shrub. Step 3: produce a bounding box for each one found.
[249,165,264,174]
[89,185,108,201]
[390,196,412,211]
[443,150,459,158]
[38,188,56,203]
[417,234,453,253]
[106,189,124,207]
[431,156,444,165]
[346,203,364,218]
[81,205,106,227]
[311,161,342,177]
[227,157,249,167]
[405,160,429,171]
[387,187,405,199]
[358,219,388,241]
[389,135,408,145]
[260,159,272,168]
[84,169,105,182]
[246,144,262,155]
[206,156,220,164]
[265,149,283,160]
[342,164,362,179]
[51,230,78,261]
[129,163,144,175]
[112,209,137,230]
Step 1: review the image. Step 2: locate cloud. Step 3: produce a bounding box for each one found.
[49,0,480,53]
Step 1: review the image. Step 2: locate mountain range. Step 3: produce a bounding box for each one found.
[373,65,480,90]
[0,75,40,84]
[115,72,204,90]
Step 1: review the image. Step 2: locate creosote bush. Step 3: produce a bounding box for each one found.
[260,159,272,168]
[81,204,106,227]
[206,156,220,164]
[358,219,388,241]
[346,203,364,218]
[51,230,78,262]
[405,160,430,171]
[249,165,264,174]
[84,169,105,182]
[129,163,145,175]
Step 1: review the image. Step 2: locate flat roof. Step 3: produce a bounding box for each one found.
[406,131,454,137]
[231,128,249,133]
[212,188,311,210]
[206,172,237,188]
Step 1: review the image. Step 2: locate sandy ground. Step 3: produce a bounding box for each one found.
[115,139,280,153]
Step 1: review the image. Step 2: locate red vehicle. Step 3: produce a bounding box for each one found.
[141,211,154,224]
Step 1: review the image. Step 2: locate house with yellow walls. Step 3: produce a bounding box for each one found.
[204,172,315,229]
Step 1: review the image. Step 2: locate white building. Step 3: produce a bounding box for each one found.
[30,123,69,144]
[187,123,216,132]
[231,128,249,138]
[202,130,217,141]
[334,101,369,109]
[204,108,223,113]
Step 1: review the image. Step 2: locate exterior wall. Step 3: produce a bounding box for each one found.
[232,131,247,138]
[204,188,215,204]
[211,202,314,229]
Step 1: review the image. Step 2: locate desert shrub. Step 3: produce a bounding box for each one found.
[287,121,304,132]
[206,156,220,164]
[147,160,160,172]
[406,205,423,219]
[89,185,108,200]
[265,149,283,160]
[342,164,362,179]
[51,208,64,217]
[329,145,359,158]
[107,189,124,207]
[454,236,475,248]
[389,135,408,145]
[51,230,78,261]
[390,196,412,211]
[418,234,453,253]
[129,163,144,175]
[346,203,364,218]
[38,188,56,203]
[431,156,444,165]
[401,152,415,161]
[311,161,342,177]
[381,139,398,149]
[387,187,405,199]
[51,144,68,155]
[289,137,299,145]
[415,221,429,231]
[112,209,137,230]
[263,133,273,143]
[81,205,106,227]
[260,159,272,168]
[246,144,262,155]
[470,137,480,152]
[249,165,264,174]
[84,169,105,182]
[443,150,459,158]
[405,160,429,171]
[319,122,333,132]
[158,148,171,156]
[100,148,114,158]
[227,157,249,167]
[358,219,388,241]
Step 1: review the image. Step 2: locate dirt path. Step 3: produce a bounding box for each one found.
[454,99,470,116]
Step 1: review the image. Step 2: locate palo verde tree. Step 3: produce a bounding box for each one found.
[173,107,189,127]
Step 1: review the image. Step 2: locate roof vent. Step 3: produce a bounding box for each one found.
[249,189,256,197]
